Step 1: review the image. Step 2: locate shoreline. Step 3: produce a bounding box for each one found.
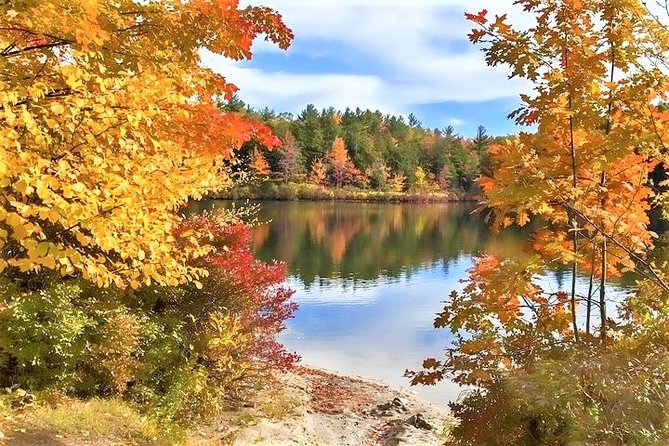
[1,365,453,446]
[212,181,479,204]
[213,365,453,445]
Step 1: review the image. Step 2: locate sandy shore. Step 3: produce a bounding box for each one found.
[203,366,453,446]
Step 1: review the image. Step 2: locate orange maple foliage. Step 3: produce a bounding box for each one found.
[0,0,292,288]
[464,0,669,339]
[411,0,669,395]
[250,150,271,176]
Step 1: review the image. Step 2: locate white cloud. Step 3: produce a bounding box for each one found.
[202,51,400,114]
[447,118,465,127]
[203,0,532,117]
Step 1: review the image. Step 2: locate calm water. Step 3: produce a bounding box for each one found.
[201,200,634,405]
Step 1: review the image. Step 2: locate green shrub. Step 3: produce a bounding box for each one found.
[0,217,297,425]
[0,279,93,390]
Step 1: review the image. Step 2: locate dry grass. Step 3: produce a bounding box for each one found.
[0,394,193,446]
[257,387,300,421]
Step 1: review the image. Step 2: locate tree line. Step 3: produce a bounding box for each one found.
[224,98,503,193]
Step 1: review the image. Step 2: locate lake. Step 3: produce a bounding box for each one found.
[200,200,634,405]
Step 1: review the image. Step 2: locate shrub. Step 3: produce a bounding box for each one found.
[0,279,94,390]
[444,343,669,446]
[0,215,298,424]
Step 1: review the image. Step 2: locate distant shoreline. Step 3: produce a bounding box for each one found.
[212,181,479,203]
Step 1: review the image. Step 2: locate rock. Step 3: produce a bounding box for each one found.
[373,396,410,416]
[9,388,35,409]
[406,413,433,430]
[391,397,409,412]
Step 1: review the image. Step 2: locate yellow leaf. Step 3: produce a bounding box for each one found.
[35,242,50,257]
[42,256,56,269]
[50,102,65,115]
[517,212,530,226]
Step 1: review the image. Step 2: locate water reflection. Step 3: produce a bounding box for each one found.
[248,202,529,287]
[200,201,631,405]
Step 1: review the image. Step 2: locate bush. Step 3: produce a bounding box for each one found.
[445,342,669,446]
[0,280,92,390]
[0,215,298,424]
[215,180,457,202]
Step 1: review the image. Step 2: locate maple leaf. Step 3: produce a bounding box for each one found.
[465,9,489,25]
[468,29,487,43]
[422,358,442,369]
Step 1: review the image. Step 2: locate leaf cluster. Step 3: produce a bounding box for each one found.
[0,0,292,287]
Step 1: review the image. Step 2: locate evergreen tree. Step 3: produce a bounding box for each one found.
[296,104,325,167]
[473,125,492,176]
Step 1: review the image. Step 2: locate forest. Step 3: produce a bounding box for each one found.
[222,99,499,199]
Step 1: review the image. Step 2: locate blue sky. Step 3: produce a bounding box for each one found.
[203,0,531,137]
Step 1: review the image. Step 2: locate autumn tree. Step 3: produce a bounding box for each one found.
[410,1,669,444]
[469,0,669,338]
[310,157,328,186]
[0,1,301,426]
[436,167,453,191]
[250,149,271,176]
[0,0,292,288]
[278,130,302,182]
[389,172,406,193]
[328,136,357,187]
[412,166,430,192]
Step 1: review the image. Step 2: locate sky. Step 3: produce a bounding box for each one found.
[202,0,532,137]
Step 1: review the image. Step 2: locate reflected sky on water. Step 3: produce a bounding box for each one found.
[200,200,634,405]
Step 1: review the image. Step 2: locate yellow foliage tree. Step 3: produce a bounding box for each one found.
[250,150,271,176]
[412,166,429,192]
[0,0,292,288]
[389,172,406,193]
[310,158,328,186]
[328,136,351,187]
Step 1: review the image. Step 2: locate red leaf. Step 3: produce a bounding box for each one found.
[465,9,489,25]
